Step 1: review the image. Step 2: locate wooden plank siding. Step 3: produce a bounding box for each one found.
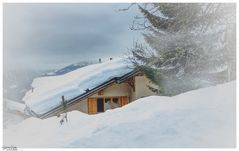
[120,96,129,106]
[88,98,97,114]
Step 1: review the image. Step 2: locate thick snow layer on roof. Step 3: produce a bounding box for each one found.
[4,81,236,147]
[22,58,133,115]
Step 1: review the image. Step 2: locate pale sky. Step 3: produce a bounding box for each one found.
[3,3,143,70]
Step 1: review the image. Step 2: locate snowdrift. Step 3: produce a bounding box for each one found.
[3,98,27,128]
[22,58,133,115]
[4,99,25,114]
[4,81,236,148]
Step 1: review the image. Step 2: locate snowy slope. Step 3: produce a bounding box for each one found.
[4,81,236,148]
[3,98,27,128]
[5,99,25,113]
[22,58,133,115]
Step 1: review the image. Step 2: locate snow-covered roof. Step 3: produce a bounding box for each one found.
[23,58,133,115]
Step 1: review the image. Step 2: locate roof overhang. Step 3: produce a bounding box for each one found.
[39,69,141,119]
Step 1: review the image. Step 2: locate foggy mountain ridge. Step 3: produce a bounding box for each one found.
[44,61,92,76]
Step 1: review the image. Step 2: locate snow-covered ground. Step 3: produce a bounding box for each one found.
[3,81,236,148]
[3,98,28,128]
[4,99,26,113]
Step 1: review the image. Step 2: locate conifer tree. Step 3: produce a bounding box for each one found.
[128,3,236,95]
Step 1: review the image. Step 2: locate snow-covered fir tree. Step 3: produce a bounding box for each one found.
[128,3,236,95]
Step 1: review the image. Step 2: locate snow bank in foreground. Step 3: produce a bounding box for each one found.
[3,98,27,128]
[4,81,236,148]
[22,58,133,115]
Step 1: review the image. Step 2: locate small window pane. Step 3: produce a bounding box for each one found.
[105,98,111,103]
[112,98,118,104]
[104,98,111,111]
[112,98,120,108]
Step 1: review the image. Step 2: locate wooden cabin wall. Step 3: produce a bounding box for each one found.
[134,75,158,100]
[55,75,157,116]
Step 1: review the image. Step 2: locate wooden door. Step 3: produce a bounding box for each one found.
[120,96,129,107]
[88,98,97,114]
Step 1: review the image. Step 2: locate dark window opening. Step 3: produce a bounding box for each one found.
[97,98,104,112]
[111,97,120,108]
[112,98,118,104]
[105,98,111,103]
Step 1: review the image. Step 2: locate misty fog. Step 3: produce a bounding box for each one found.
[3,3,143,102]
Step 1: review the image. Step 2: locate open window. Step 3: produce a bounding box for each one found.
[88,96,129,114]
[104,97,121,111]
[111,98,120,108]
[104,98,111,111]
